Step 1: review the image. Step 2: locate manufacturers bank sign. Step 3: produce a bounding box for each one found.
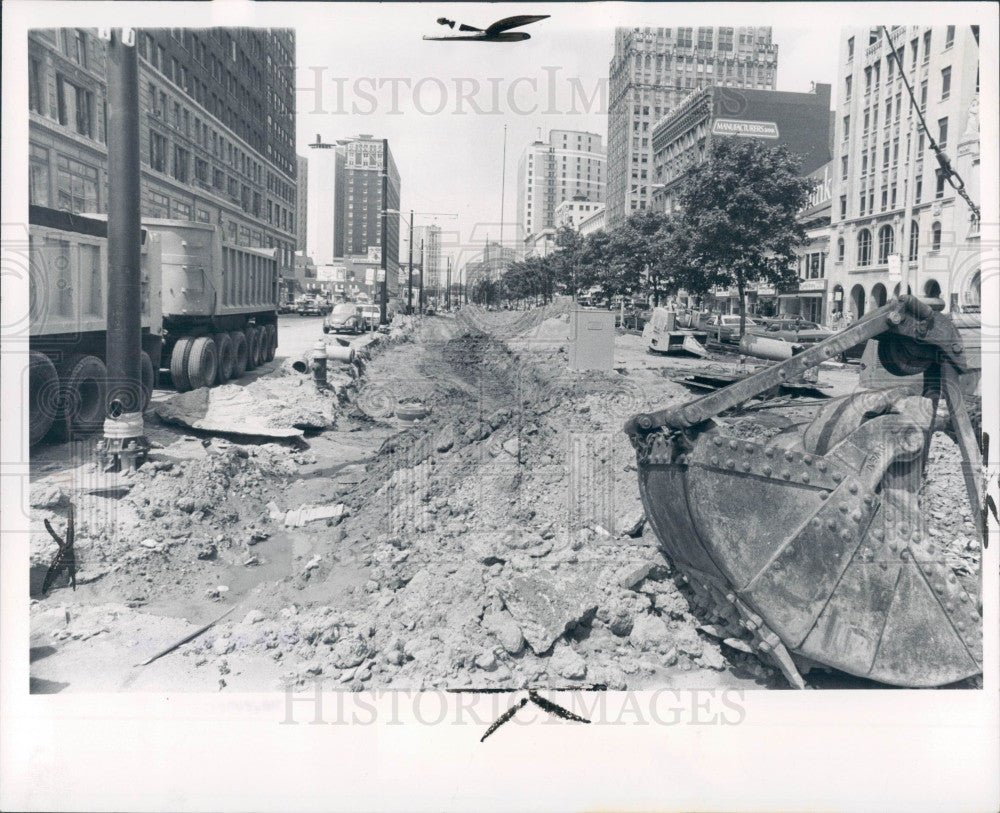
[711,118,780,139]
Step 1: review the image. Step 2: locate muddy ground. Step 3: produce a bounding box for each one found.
[28,304,981,692]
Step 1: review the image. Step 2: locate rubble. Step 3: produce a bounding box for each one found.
[499,573,598,655]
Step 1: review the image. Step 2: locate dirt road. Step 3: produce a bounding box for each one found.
[28,305,980,693]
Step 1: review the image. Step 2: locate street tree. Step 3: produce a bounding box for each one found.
[674,139,816,335]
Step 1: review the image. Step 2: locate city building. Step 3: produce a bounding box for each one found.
[651,82,833,211]
[335,134,401,303]
[464,241,517,290]
[524,228,557,258]
[28,27,298,278]
[780,160,833,323]
[606,26,778,229]
[578,206,606,236]
[554,197,605,230]
[306,134,345,266]
[295,154,308,251]
[827,25,981,319]
[515,129,605,249]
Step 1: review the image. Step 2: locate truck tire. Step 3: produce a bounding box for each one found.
[230,330,248,378]
[62,355,108,436]
[246,327,261,370]
[186,336,218,389]
[140,351,155,411]
[263,324,277,362]
[214,332,234,384]
[29,351,60,446]
[170,337,194,391]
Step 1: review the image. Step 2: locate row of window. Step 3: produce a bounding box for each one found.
[837,220,942,267]
[844,27,956,102]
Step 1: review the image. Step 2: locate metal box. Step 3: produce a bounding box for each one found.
[569,309,615,370]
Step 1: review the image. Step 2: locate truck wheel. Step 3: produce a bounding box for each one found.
[170,337,194,391]
[140,351,155,411]
[229,331,248,378]
[29,351,60,446]
[214,333,234,384]
[263,324,277,362]
[245,327,260,370]
[62,355,108,436]
[186,337,218,389]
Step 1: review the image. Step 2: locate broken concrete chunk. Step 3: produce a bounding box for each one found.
[499,572,598,655]
[550,644,587,680]
[284,503,347,528]
[482,611,525,656]
[628,613,669,652]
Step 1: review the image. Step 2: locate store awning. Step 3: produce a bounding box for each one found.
[779,292,825,299]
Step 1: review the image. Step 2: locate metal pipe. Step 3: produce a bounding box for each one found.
[104,29,143,435]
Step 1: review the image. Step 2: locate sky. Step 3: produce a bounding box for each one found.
[293,5,841,271]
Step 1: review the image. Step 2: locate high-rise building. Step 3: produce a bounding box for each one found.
[335,135,401,299]
[295,154,308,251]
[828,25,980,319]
[516,129,605,249]
[305,135,345,265]
[606,26,778,229]
[28,27,298,275]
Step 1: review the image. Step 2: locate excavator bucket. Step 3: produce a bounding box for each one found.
[626,297,983,688]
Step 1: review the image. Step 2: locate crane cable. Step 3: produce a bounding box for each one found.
[880,25,980,221]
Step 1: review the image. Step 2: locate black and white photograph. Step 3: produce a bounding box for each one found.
[2,1,997,810]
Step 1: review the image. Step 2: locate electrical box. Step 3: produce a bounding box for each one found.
[569,309,615,370]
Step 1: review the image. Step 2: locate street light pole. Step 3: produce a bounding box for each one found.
[379,139,389,325]
[418,238,425,314]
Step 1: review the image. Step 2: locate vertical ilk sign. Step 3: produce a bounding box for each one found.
[346,141,384,169]
[711,119,780,139]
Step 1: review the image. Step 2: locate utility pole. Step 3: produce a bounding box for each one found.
[499,124,507,255]
[446,255,452,309]
[418,237,425,314]
[379,138,389,325]
[407,209,414,313]
[100,28,146,471]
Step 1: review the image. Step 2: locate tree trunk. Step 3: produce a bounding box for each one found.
[738,280,747,339]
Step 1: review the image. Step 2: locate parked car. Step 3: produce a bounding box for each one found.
[278,301,297,315]
[703,314,767,344]
[359,305,381,330]
[323,303,364,334]
[760,318,834,344]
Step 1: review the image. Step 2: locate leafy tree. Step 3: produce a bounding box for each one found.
[674,139,816,335]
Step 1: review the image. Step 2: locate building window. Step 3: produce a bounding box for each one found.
[909,221,920,261]
[149,132,167,172]
[837,237,845,261]
[196,208,211,223]
[29,57,45,114]
[842,115,850,139]
[840,195,847,219]
[63,29,88,68]
[940,66,951,100]
[857,229,872,267]
[935,171,946,199]
[945,26,955,49]
[881,187,888,211]
[937,116,948,149]
[931,221,942,251]
[922,30,931,63]
[915,175,923,203]
[863,109,870,132]
[172,146,189,183]
[56,155,99,212]
[877,225,895,264]
[841,155,849,179]
[844,75,852,101]
[911,38,919,68]
[149,191,170,217]
[173,200,192,220]
[29,145,50,206]
[847,36,855,60]
[56,75,94,138]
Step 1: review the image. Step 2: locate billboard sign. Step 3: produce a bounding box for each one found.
[711,118,780,139]
[367,246,382,263]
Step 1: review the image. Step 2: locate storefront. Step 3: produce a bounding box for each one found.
[777,278,827,323]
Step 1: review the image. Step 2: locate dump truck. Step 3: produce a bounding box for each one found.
[625,296,984,688]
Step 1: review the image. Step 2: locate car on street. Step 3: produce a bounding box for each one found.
[359,305,381,330]
[296,296,324,316]
[323,303,365,334]
[759,318,834,344]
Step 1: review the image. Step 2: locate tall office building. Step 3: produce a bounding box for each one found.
[827,25,980,319]
[28,27,298,274]
[335,135,401,291]
[305,135,345,265]
[516,129,605,248]
[295,154,308,251]
[606,26,778,228]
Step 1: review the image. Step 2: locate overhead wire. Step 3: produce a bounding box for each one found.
[880,25,980,221]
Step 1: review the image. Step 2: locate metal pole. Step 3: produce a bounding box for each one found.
[446,256,452,309]
[500,124,507,254]
[407,210,414,313]
[380,139,389,325]
[102,28,145,469]
[418,238,425,315]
